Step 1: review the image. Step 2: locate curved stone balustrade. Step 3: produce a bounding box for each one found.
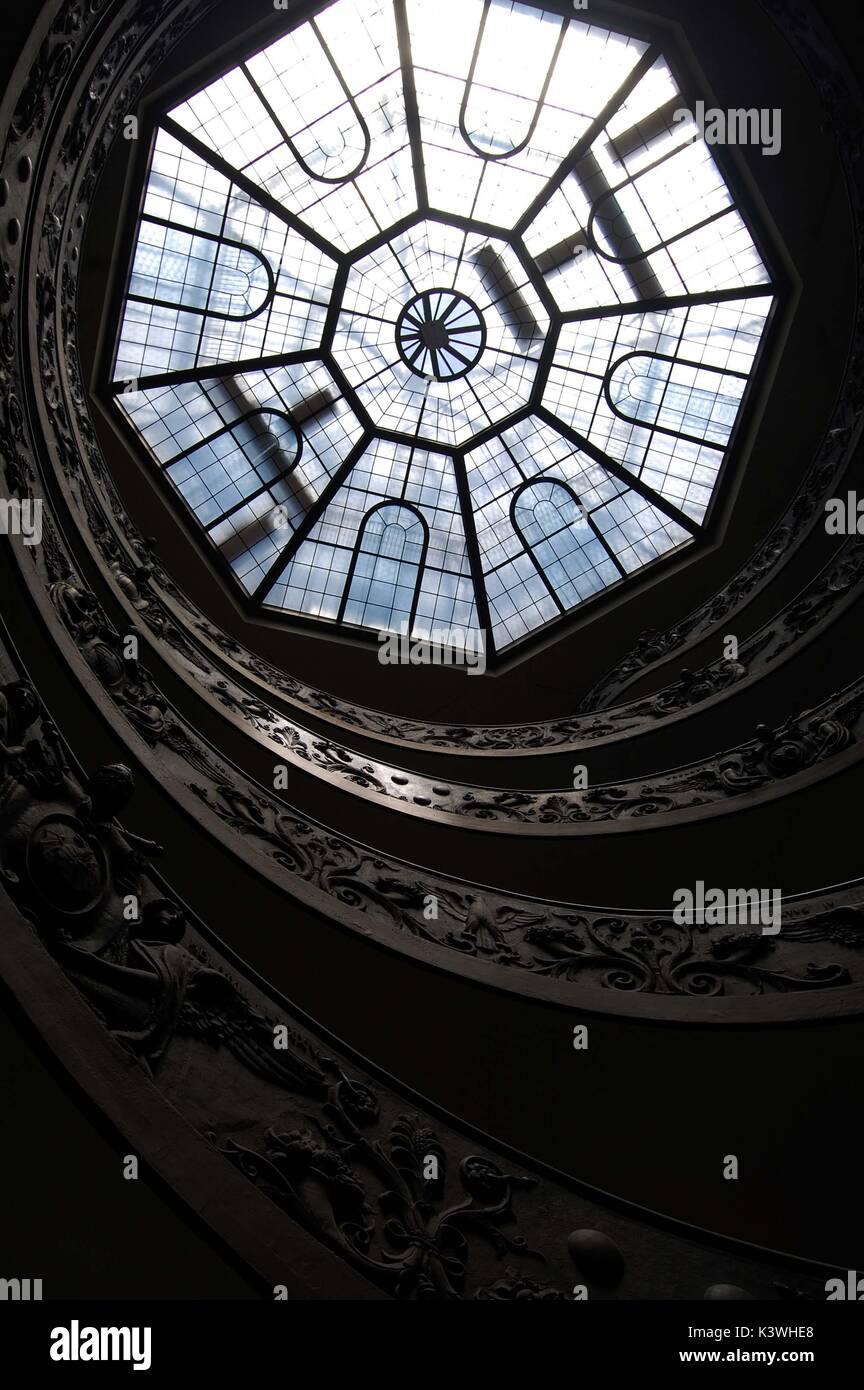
[0,626,853,1294]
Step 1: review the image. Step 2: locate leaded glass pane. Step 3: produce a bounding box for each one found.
[109,0,781,658]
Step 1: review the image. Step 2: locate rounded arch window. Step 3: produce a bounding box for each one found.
[340,503,429,632]
[165,410,301,527]
[606,352,747,448]
[130,221,273,320]
[460,1,565,159]
[511,478,624,611]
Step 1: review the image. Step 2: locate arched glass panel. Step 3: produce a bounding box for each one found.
[587,141,733,265]
[165,410,301,527]
[606,352,747,448]
[340,503,428,632]
[244,21,370,183]
[460,0,564,158]
[512,478,623,611]
[128,220,272,320]
[514,478,581,545]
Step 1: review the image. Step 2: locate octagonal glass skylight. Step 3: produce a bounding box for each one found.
[109,0,778,660]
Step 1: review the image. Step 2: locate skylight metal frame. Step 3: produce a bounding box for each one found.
[93,0,793,669]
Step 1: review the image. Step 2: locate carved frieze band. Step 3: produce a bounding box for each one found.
[0,627,838,1299]
[5,580,864,1005]
[2,0,864,1004]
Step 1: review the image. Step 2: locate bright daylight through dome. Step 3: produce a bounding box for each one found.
[110,0,777,659]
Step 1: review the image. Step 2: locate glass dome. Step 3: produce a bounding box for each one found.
[109,0,778,659]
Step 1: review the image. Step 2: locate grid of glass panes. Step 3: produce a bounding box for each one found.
[109,0,777,653]
[544,296,771,520]
[332,221,547,444]
[262,438,480,646]
[465,414,690,645]
[117,363,363,593]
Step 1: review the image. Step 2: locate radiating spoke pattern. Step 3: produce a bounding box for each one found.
[109,0,779,659]
[396,290,485,380]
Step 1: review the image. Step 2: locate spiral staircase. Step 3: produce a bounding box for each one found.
[1,0,863,1301]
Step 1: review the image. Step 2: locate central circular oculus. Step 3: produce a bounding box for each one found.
[396,289,485,381]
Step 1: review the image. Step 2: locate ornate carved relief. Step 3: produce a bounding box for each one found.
[0,629,838,1298]
[39,550,864,832]
[1,0,864,1004]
